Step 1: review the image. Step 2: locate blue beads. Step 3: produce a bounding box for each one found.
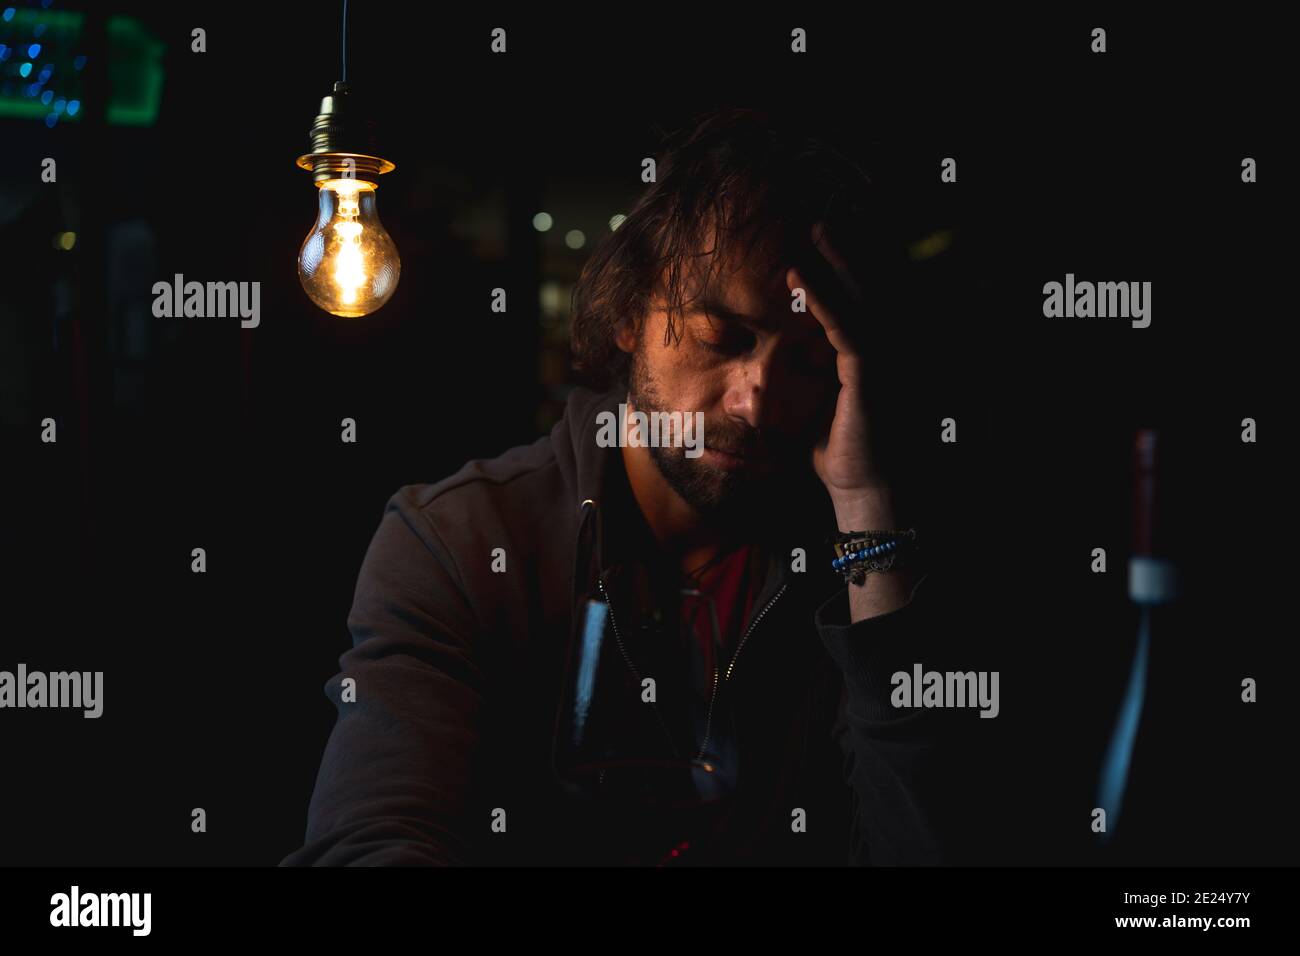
[832,536,901,573]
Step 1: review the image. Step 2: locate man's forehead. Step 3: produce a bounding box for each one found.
[696,234,794,310]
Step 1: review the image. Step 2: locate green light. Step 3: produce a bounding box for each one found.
[106,16,165,126]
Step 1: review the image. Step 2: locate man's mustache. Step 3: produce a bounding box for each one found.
[701,420,793,460]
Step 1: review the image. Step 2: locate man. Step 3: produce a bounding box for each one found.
[282,108,1000,866]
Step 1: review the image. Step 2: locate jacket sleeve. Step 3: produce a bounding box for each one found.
[280,494,485,866]
[815,572,1008,865]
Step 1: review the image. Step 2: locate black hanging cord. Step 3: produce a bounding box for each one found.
[341,0,349,83]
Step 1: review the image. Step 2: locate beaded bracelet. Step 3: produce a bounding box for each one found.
[827,528,918,585]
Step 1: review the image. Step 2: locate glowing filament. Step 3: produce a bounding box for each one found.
[331,184,365,305]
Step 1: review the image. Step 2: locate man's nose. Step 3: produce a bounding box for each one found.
[723,356,773,430]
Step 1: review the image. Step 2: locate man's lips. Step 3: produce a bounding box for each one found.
[703,445,772,467]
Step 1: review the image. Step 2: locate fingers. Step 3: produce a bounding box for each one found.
[793,221,868,346]
[788,264,862,386]
[811,221,866,305]
[787,262,856,355]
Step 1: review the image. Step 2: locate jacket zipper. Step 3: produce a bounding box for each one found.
[696,581,789,761]
[597,577,639,681]
[597,576,679,754]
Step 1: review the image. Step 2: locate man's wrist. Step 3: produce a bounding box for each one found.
[828,485,927,600]
[830,486,899,532]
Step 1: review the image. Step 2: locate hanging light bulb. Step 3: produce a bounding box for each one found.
[295,81,400,317]
[299,175,399,317]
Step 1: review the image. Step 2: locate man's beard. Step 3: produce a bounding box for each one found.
[626,348,805,523]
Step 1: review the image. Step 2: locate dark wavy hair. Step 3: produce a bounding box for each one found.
[569,107,902,389]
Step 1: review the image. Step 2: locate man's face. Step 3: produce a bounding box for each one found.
[621,229,840,521]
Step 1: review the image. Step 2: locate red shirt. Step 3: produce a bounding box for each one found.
[680,545,759,682]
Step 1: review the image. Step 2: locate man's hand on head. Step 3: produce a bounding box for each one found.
[789,222,924,619]
[787,221,896,529]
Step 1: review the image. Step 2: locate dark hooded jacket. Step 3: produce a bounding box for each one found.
[281,384,996,866]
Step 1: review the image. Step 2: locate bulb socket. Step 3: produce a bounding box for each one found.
[295,81,395,185]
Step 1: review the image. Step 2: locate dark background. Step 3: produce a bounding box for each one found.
[0,3,1292,865]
